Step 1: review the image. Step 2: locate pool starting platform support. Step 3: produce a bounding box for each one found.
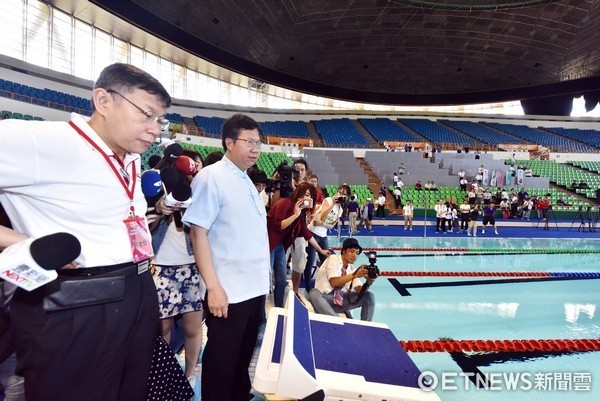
[253,295,440,401]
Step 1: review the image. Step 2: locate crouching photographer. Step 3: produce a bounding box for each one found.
[309,238,378,321]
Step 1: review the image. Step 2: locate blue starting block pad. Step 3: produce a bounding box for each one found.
[253,295,441,400]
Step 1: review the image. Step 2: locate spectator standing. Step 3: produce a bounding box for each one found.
[152,151,204,386]
[346,195,360,235]
[183,114,270,401]
[483,188,492,205]
[396,177,405,191]
[301,185,350,295]
[0,63,171,401]
[403,200,414,231]
[522,197,533,220]
[482,203,499,234]
[467,205,480,236]
[307,174,324,206]
[376,193,387,218]
[393,186,402,209]
[459,199,471,232]
[379,182,387,197]
[357,198,374,233]
[444,202,454,233]
[268,183,329,307]
[398,163,405,175]
[434,199,446,233]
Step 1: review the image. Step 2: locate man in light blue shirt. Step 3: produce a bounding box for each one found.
[183,113,270,401]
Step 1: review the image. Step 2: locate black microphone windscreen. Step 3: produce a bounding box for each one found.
[171,185,192,201]
[147,155,161,169]
[160,168,180,192]
[29,233,82,270]
[163,143,183,161]
[154,143,183,170]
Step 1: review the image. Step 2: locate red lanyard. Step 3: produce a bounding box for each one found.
[69,120,137,211]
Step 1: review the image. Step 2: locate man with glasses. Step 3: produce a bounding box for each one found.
[0,63,171,401]
[309,238,376,321]
[183,114,270,401]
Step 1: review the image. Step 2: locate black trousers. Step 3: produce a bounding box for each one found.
[202,295,264,401]
[10,270,158,401]
[436,217,446,232]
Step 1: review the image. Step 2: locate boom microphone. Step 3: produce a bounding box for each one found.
[0,233,82,291]
[154,143,183,170]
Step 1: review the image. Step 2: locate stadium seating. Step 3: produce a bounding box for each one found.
[544,127,600,149]
[313,118,369,148]
[0,78,92,115]
[485,122,596,153]
[358,118,420,143]
[260,120,309,139]
[440,119,527,146]
[399,118,477,146]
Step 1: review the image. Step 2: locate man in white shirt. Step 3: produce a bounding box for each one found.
[0,63,171,401]
[376,194,387,218]
[434,199,446,233]
[309,238,376,321]
[183,114,270,401]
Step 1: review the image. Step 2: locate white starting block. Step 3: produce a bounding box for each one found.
[253,295,441,401]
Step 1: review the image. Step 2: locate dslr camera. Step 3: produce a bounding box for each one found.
[335,196,347,204]
[272,161,299,198]
[365,251,380,279]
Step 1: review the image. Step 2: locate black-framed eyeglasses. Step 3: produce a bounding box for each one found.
[233,137,263,149]
[107,89,170,130]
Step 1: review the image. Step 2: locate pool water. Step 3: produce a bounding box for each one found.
[328,236,600,401]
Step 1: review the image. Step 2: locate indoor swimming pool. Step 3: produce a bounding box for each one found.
[329,236,600,401]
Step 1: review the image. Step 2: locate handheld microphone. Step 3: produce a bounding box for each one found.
[141,170,163,197]
[164,184,192,209]
[0,233,82,291]
[175,155,197,176]
[159,167,180,194]
[154,143,183,170]
[147,155,162,169]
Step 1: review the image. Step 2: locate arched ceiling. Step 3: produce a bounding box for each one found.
[62,0,600,105]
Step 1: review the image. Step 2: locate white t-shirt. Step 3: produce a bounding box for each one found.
[403,204,413,216]
[314,254,362,295]
[309,197,342,237]
[0,113,147,267]
[153,220,195,266]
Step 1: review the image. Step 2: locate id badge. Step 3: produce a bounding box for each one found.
[123,216,154,263]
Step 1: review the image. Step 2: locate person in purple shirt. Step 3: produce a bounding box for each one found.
[482,203,499,235]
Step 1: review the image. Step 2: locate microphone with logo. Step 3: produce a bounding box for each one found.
[153,143,183,170]
[175,155,198,176]
[0,233,82,291]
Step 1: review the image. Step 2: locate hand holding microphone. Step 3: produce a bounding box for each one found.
[0,232,82,291]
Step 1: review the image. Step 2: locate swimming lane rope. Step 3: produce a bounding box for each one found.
[380,271,600,278]
[400,338,600,353]
[330,247,600,254]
